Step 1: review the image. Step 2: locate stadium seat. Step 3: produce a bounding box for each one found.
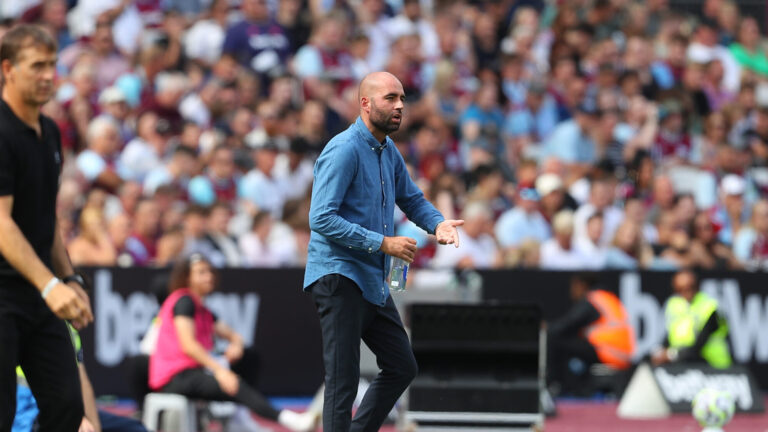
[142,392,237,432]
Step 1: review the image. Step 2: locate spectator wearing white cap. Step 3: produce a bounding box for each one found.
[98,86,133,144]
[539,210,590,270]
[708,174,749,246]
[536,173,578,224]
[431,202,501,269]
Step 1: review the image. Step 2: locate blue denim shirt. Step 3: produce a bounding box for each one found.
[303,117,444,305]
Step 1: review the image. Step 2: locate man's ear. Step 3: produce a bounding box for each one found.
[360,96,370,112]
[0,60,11,84]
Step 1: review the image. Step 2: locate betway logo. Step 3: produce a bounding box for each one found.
[94,269,260,367]
[619,273,768,363]
[654,368,753,410]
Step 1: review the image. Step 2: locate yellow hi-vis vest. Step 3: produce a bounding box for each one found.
[665,292,732,369]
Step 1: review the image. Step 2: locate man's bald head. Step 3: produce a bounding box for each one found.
[358,72,406,140]
[358,71,403,102]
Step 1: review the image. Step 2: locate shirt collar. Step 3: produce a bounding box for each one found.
[0,98,38,134]
[354,116,390,152]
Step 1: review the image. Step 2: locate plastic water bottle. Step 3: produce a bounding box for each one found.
[388,257,408,292]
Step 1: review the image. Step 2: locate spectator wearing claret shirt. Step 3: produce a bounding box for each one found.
[59,12,131,90]
[61,58,100,153]
[125,199,161,266]
[188,145,241,206]
[293,13,354,100]
[653,100,691,165]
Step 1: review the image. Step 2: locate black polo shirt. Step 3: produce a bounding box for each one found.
[0,99,62,295]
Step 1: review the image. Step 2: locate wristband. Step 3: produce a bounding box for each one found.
[42,277,60,299]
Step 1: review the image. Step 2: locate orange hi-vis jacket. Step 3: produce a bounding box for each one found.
[585,290,635,370]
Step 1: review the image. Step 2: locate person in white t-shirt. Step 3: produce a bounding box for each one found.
[431,202,501,269]
[574,212,608,268]
[540,210,589,270]
[573,178,623,246]
[76,116,123,191]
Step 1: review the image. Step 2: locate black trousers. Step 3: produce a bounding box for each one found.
[546,331,600,393]
[0,295,84,432]
[310,274,417,432]
[162,368,280,421]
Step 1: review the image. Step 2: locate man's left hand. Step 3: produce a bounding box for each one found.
[436,220,464,248]
[66,281,93,330]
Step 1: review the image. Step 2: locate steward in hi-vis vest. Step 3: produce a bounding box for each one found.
[652,269,732,369]
[548,273,636,393]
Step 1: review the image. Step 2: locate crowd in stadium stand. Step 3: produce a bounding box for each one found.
[2,0,768,272]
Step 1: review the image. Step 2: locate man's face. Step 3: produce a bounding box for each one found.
[673,272,696,303]
[2,45,57,106]
[212,149,235,179]
[242,0,268,21]
[94,125,120,155]
[367,81,405,135]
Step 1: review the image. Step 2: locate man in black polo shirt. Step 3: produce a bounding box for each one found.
[0,25,94,431]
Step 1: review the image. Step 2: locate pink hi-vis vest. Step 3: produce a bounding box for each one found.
[149,289,215,390]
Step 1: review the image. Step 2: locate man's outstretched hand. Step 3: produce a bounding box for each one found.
[436,220,464,248]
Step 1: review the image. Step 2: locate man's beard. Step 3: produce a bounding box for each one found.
[370,100,401,134]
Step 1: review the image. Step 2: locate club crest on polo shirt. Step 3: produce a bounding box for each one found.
[54,151,61,165]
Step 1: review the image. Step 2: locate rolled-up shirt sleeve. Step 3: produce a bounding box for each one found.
[309,142,384,252]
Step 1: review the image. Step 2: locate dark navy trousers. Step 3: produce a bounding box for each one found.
[310,274,417,432]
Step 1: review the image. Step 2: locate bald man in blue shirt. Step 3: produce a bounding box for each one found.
[304,72,464,432]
